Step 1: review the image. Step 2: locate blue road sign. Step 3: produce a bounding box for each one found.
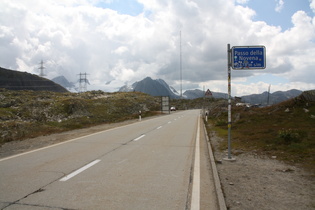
[231,46,266,70]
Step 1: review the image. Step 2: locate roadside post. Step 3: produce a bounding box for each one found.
[224,44,266,161]
[205,111,208,122]
[204,89,212,122]
[139,110,142,121]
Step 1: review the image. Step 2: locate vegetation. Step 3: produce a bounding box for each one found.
[0,89,161,145]
[204,93,315,171]
[1,88,314,171]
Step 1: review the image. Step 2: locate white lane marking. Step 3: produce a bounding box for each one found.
[133,134,145,141]
[0,112,189,162]
[0,121,140,162]
[191,117,200,210]
[156,126,162,130]
[168,121,171,124]
[60,159,101,182]
[117,159,128,164]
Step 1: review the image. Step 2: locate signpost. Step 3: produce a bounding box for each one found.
[232,46,266,70]
[225,44,266,161]
[205,89,212,97]
[161,96,170,114]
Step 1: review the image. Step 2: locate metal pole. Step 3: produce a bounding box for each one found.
[180,31,182,99]
[226,44,235,161]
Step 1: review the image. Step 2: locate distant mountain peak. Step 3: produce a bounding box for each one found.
[119,77,179,98]
[52,76,74,88]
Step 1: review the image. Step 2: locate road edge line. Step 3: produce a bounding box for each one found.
[203,122,227,210]
[0,117,156,162]
[190,116,200,210]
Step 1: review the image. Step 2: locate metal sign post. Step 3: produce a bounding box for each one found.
[224,44,266,161]
[224,44,235,161]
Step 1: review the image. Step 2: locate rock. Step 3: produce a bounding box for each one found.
[285,108,290,112]
[283,168,294,173]
[216,160,223,164]
[303,108,309,113]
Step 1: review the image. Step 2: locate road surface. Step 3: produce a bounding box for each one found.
[0,110,219,210]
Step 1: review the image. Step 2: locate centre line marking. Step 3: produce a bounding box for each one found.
[133,134,145,141]
[157,126,162,130]
[191,117,200,210]
[60,159,101,182]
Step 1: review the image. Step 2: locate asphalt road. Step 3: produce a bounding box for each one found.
[0,110,219,210]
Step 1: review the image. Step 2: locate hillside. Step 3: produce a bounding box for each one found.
[241,89,302,105]
[0,67,68,92]
[205,90,315,170]
[0,89,161,145]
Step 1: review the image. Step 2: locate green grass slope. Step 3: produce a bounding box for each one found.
[205,90,315,171]
[0,89,161,145]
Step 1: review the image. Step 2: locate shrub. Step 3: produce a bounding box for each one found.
[215,119,227,126]
[278,129,302,144]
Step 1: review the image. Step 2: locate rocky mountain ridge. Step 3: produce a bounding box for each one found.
[0,67,68,92]
[118,77,303,105]
[0,67,305,105]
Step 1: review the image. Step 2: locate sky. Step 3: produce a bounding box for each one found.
[0,0,314,96]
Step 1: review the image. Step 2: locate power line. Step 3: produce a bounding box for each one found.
[78,72,89,92]
[38,60,46,77]
[180,30,182,98]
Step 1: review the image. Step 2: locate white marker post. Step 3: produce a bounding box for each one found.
[205,111,208,122]
[139,110,142,121]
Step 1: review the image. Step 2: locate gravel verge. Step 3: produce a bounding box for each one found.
[208,126,315,210]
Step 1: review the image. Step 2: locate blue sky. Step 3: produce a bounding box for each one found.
[245,0,313,31]
[0,0,314,95]
[97,0,143,16]
[99,0,313,31]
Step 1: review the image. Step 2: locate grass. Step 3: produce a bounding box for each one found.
[205,96,315,172]
[0,90,161,145]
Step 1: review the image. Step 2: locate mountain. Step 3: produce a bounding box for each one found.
[240,89,302,105]
[119,84,134,92]
[52,76,75,89]
[119,77,180,98]
[0,67,68,92]
[118,77,302,104]
[183,89,228,99]
[183,89,204,99]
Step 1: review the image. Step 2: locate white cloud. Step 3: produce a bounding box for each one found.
[310,0,315,13]
[235,0,250,4]
[0,0,314,95]
[112,46,129,55]
[275,0,284,13]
